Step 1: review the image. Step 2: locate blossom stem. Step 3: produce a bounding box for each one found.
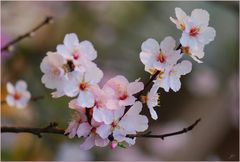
[1,95,44,105]
[1,16,53,52]
[1,118,201,139]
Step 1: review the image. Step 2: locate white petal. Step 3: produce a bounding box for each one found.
[191,9,209,27]
[84,63,103,84]
[119,102,148,132]
[16,80,27,92]
[77,122,92,137]
[57,45,71,58]
[6,95,15,106]
[77,91,95,108]
[198,27,216,45]
[93,108,113,124]
[64,33,79,49]
[160,36,176,53]
[139,51,154,69]
[141,38,160,55]
[174,60,192,76]
[127,81,144,95]
[169,75,181,92]
[96,124,112,139]
[95,135,109,147]
[149,107,158,120]
[6,82,15,94]
[80,135,95,150]
[175,7,187,21]
[78,40,97,61]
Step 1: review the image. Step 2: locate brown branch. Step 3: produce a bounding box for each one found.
[1,95,44,105]
[1,122,65,138]
[1,16,53,52]
[127,118,201,140]
[1,118,201,140]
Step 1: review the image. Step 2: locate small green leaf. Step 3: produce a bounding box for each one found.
[117,143,126,148]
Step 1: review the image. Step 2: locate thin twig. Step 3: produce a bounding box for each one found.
[1,95,44,105]
[1,122,65,138]
[127,118,201,140]
[1,16,53,52]
[1,118,201,139]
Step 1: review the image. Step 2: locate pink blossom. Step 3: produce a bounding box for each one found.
[57,33,97,66]
[103,75,144,110]
[6,80,31,109]
[140,36,181,72]
[154,60,192,92]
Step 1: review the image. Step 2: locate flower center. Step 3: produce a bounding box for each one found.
[181,46,191,55]
[91,127,97,134]
[180,23,185,31]
[140,95,148,104]
[79,82,88,91]
[111,122,117,128]
[72,52,79,60]
[157,53,166,63]
[62,60,75,74]
[189,27,200,37]
[13,93,21,100]
[119,94,128,100]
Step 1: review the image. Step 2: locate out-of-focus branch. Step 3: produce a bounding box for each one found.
[1,95,44,105]
[1,16,53,52]
[1,118,201,139]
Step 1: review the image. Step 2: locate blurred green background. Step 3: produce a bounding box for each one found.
[1,1,239,161]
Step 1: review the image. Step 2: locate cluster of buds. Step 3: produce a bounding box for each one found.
[40,7,215,150]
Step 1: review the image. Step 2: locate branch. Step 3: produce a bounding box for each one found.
[1,16,53,52]
[127,118,201,139]
[1,95,44,105]
[1,122,65,138]
[1,118,201,140]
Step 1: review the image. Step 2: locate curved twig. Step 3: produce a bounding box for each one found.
[1,16,53,52]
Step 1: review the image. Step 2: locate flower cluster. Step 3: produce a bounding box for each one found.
[6,80,31,109]
[40,7,215,150]
[40,33,147,149]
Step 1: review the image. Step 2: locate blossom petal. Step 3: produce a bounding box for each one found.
[16,80,27,92]
[95,135,109,147]
[96,124,112,139]
[80,135,95,150]
[160,36,176,53]
[77,122,92,138]
[141,38,160,55]
[127,81,144,95]
[77,91,95,108]
[78,40,97,61]
[64,33,79,49]
[191,9,209,27]
[6,95,15,106]
[175,7,187,21]
[198,27,216,45]
[6,82,15,94]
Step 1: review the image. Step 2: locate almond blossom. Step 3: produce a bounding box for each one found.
[78,120,109,150]
[64,63,103,108]
[140,36,181,72]
[97,102,148,147]
[170,8,216,53]
[141,84,160,120]
[6,80,31,109]
[57,33,97,67]
[103,75,144,110]
[153,60,192,92]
